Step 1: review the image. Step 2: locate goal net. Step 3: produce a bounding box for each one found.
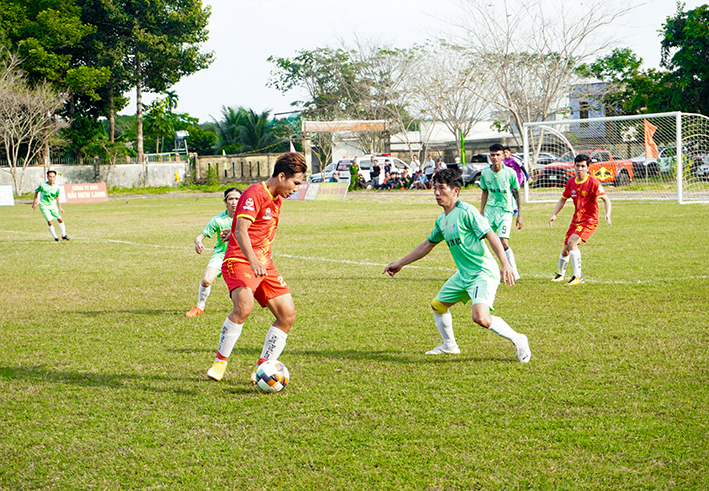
[522,112,709,204]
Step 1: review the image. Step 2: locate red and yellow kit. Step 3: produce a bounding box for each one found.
[222,182,290,305]
[224,182,282,267]
[562,175,606,243]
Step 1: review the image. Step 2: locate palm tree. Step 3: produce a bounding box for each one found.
[213,106,284,154]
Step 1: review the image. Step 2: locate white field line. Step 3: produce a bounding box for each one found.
[2,229,706,284]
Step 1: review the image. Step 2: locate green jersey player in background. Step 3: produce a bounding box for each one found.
[186,187,241,317]
[32,170,70,242]
[480,143,522,280]
[383,168,531,363]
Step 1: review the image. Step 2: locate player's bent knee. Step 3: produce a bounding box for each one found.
[472,307,492,328]
[431,299,449,315]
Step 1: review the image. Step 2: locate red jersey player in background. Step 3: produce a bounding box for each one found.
[207,152,307,383]
[548,153,612,285]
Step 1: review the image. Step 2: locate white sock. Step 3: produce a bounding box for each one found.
[504,247,520,279]
[260,325,288,361]
[488,316,520,343]
[433,311,457,348]
[558,254,569,276]
[197,285,211,310]
[216,317,243,360]
[58,222,66,236]
[48,225,58,239]
[569,249,582,278]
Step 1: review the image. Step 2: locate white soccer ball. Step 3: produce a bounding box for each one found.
[255,360,290,393]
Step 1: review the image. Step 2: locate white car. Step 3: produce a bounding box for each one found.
[308,160,352,183]
[357,155,408,183]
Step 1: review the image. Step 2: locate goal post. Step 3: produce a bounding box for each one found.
[522,112,709,204]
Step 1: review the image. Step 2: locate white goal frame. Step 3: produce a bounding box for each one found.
[522,112,709,204]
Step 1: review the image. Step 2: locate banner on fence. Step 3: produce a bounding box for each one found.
[62,183,109,203]
[287,182,348,201]
[0,185,14,206]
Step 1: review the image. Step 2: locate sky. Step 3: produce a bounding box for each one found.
[120,0,707,123]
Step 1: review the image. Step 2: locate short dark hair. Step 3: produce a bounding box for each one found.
[223,187,241,200]
[432,168,463,190]
[575,154,590,165]
[47,170,57,177]
[272,152,307,178]
[489,143,504,152]
[503,146,511,152]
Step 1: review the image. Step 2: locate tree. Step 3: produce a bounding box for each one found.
[412,42,489,159]
[661,4,709,114]
[212,106,285,155]
[0,52,65,195]
[576,48,674,116]
[453,0,637,147]
[93,0,213,164]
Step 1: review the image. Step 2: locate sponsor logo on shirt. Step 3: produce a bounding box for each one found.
[263,208,272,220]
[243,198,255,211]
[571,190,577,197]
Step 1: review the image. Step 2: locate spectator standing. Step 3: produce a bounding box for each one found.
[370,157,381,189]
[409,155,420,174]
[424,155,435,181]
[349,157,360,191]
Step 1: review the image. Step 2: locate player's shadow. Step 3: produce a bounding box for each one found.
[288,348,507,365]
[70,309,183,316]
[0,365,203,395]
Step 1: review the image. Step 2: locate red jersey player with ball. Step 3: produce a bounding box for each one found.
[207,152,306,383]
[548,153,612,285]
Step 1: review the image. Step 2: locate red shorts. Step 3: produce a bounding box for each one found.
[565,222,597,244]
[221,259,291,307]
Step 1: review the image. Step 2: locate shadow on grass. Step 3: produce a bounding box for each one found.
[289,348,508,365]
[0,365,202,395]
[69,309,183,316]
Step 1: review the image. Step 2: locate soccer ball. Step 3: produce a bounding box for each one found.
[254,360,290,393]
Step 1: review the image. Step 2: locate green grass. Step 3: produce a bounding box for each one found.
[1,191,708,490]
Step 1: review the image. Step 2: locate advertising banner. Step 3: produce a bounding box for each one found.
[62,183,109,203]
[286,181,349,201]
[0,185,14,206]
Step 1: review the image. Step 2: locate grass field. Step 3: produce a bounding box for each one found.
[1,189,708,490]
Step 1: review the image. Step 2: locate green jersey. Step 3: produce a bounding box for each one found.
[427,200,499,280]
[479,166,519,214]
[201,210,233,256]
[35,182,61,208]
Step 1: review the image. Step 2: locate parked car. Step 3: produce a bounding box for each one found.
[357,155,408,183]
[462,153,490,185]
[630,152,661,178]
[531,149,634,187]
[308,160,352,183]
[513,152,558,169]
[696,157,709,180]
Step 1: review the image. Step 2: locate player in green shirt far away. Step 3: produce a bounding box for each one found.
[383,168,531,363]
[186,187,241,317]
[480,143,522,280]
[32,170,70,242]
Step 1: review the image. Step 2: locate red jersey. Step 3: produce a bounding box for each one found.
[562,175,606,226]
[224,182,282,267]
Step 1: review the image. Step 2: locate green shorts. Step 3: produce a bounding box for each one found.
[40,205,61,222]
[485,208,514,240]
[435,270,499,310]
[207,251,225,277]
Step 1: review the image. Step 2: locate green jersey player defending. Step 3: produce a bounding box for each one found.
[480,143,522,280]
[383,168,531,363]
[32,170,70,242]
[186,187,241,317]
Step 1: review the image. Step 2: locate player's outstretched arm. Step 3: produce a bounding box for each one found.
[601,195,612,226]
[549,197,567,228]
[234,217,267,276]
[485,231,515,286]
[32,192,39,211]
[480,189,489,215]
[383,240,436,277]
[56,196,64,214]
[194,233,206,254]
